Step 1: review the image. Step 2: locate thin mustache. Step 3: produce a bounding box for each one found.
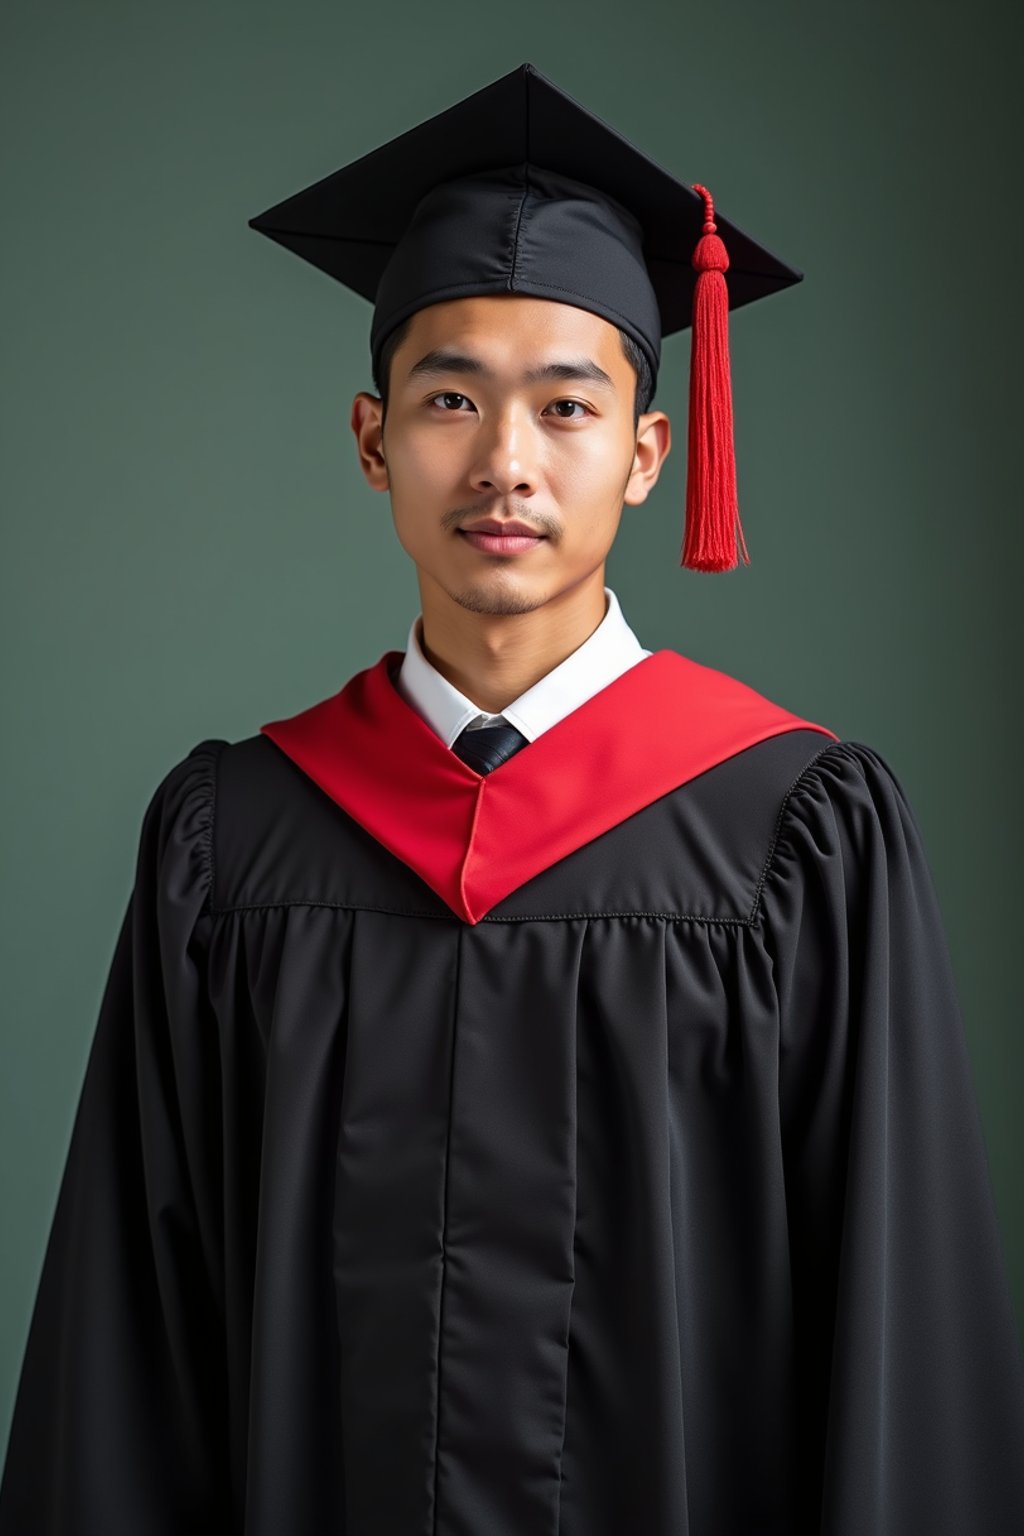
[443,505,559,537]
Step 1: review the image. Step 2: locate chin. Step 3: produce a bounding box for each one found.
[447,578,547,618]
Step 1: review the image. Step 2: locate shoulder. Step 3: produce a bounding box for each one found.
[164,730,366,914]
[656,648,856,845]
[148,731,305,827]
[661,649,920,832]
[147,737,227,806]
[754,735,933,925]
[771,737,918,838]
[131,739,228,906]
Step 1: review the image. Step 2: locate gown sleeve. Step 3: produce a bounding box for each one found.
[759,738,1024,1535]
[0,740,232,1535]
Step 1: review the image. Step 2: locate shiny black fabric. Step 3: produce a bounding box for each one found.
[2,728,1023,1534]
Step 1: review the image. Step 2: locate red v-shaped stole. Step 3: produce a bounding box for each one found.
[259,648,838,925]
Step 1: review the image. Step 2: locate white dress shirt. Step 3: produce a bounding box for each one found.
[395,585,652,749]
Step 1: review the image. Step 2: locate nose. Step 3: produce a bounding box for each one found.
[468,404,539,498]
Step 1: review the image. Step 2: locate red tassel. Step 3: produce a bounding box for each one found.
[681,184,750,572]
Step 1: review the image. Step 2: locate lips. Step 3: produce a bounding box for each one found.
[458,525,547,557]
[461,521,545,538]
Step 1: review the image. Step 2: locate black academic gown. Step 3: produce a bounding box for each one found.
[2,647,1023,1536]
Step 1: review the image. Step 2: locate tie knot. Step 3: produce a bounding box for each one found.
[451,721,529,776]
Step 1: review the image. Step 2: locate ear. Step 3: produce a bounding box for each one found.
[351,392,389,491]
[623,411,672,507]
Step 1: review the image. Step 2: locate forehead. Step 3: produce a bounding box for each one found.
[394,294,629,375]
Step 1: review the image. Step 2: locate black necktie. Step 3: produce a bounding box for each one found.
[451,721,529,775]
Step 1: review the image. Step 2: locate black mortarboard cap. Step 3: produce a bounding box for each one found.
[248,62,805,572]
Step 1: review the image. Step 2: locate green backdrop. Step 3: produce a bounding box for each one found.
[2,0,1021,1458]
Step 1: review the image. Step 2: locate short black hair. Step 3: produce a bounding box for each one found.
[371,312,655,430]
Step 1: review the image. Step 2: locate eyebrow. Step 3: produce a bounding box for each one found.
[404,348,617,392]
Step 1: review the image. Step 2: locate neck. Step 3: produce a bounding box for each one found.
[416,570,609,716]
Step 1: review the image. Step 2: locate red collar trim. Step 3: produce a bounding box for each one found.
[260,649,838,924]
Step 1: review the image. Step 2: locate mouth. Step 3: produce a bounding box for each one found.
[458,528,547,556]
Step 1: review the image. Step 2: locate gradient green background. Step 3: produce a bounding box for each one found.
[2,0,1022,1459]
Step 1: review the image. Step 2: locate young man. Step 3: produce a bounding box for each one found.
[3,61,1024,1536]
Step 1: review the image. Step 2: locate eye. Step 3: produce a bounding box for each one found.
[428,392,474,411]
[545,399,591,420]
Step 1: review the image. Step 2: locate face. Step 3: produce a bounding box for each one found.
[351,294,670,619]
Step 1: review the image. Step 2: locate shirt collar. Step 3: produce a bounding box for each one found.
[394,586,651,749]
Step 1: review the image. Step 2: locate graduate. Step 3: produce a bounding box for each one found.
[2,60,1024,1536]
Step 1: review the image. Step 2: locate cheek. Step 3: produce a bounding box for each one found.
[389,426,451,487]
[554,429,633,502]
[384,436,456,542]
[384,435,455,560]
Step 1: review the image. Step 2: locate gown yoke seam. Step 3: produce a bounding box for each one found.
[748,736,854,926]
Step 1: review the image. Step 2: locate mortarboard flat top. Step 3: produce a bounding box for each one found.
[248,61,803,371]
